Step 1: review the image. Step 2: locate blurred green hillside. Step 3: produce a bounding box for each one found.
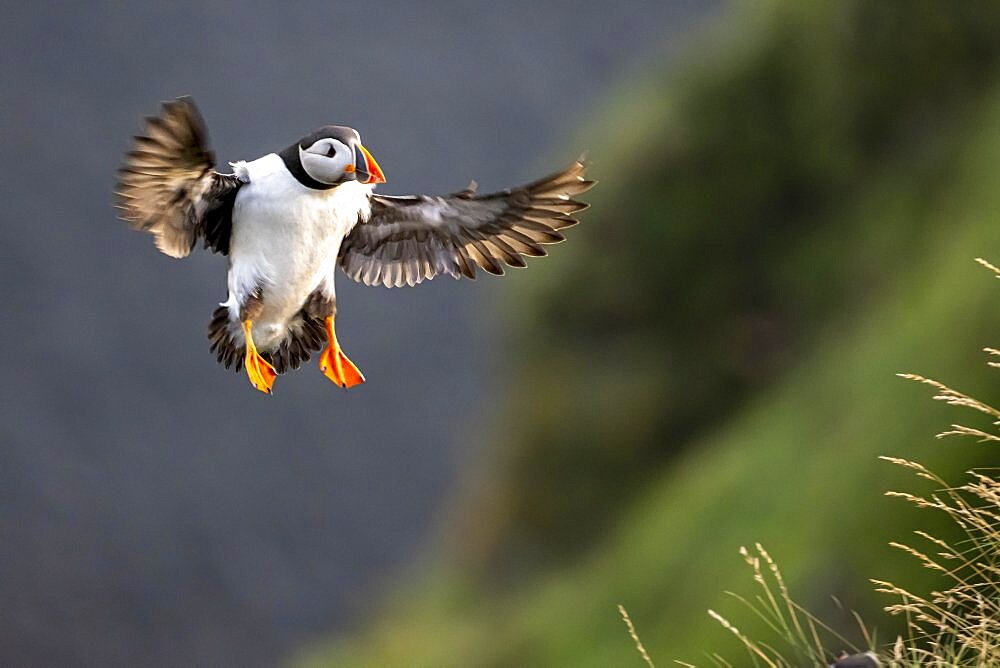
[303,1,1000,665]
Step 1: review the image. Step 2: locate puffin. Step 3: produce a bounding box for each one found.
[116,97,594,394]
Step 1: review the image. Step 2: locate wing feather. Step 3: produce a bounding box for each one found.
[115,97,245,258]
[338,160,594,287]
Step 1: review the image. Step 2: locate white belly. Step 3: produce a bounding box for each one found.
[225,154,371,350]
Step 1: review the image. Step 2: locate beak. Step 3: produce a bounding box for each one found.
[354,143,386,184]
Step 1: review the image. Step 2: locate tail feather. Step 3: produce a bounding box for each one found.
[207,306,325,374]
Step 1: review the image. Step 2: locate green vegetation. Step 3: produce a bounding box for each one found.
[678,334,1000,666]
[300,2,1000,665]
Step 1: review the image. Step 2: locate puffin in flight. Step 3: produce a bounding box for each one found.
[116,97,594,394]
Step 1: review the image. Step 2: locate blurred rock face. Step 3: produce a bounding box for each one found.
[458,0,1000,572]
[0,2,713,665]
[310,2,1000,665]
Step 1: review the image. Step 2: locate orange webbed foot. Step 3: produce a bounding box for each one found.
[242,320,277,395]
[319,347,366,388]
[319,316,366,389]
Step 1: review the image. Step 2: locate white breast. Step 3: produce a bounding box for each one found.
[224,153,372,350]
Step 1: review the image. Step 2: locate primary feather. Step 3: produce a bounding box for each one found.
[339,161,595,288]
[115,97,243,258]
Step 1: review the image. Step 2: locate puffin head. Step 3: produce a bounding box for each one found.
[279,125,386,190]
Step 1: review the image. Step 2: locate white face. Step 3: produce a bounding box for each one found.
[299,137,353,185]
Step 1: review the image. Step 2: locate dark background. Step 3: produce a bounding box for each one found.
[0,2,715,665]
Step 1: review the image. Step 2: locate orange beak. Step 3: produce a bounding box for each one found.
[354,143,386,184]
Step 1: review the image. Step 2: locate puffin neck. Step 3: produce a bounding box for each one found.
[278,144,337,190]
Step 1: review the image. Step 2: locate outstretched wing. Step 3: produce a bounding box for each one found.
[116,97,244,258]
[338,160,595,288]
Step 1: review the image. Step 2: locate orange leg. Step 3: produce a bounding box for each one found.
[319,316,365,388]
[242,320,277,395]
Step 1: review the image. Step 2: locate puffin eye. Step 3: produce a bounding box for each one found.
[325,143,337,158]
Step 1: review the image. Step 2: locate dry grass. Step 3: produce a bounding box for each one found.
[625,259,1000,667]
[872,457,1000,665]
[874,341,1000,665]
[619,604,656,668]
[697,542,872,667]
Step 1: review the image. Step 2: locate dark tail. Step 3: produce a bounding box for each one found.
[207,306,325,374]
